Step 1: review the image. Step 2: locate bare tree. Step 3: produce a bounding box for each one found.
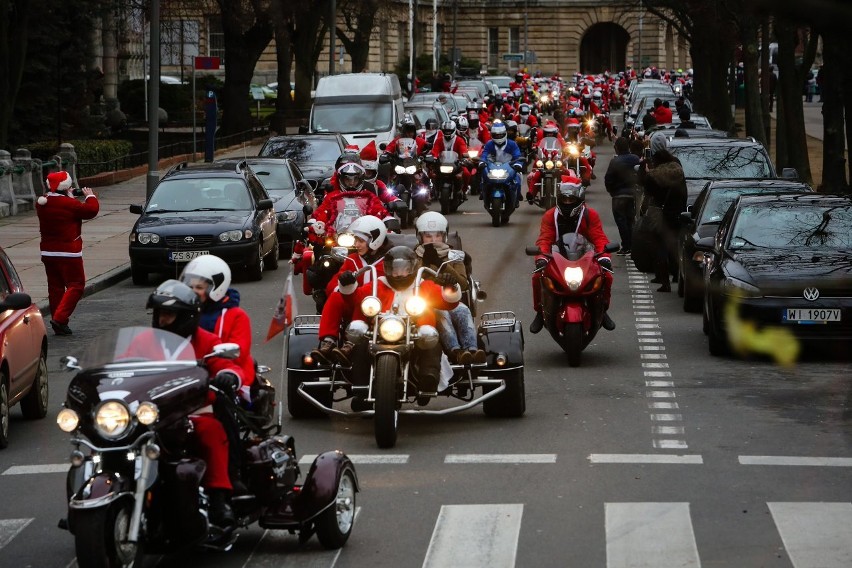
[335,0,383,73]
[737,13,766,146]
[0,1,31,148]
[292,1,330,109]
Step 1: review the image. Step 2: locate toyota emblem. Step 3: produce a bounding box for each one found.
[802,287,820,301]
[184,236,195,243]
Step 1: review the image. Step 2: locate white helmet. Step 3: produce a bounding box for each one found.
[347,215,387,251]
[180,254,231,302]
[415,211,449,244]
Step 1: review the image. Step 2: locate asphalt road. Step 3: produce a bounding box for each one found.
[0,141,849,568]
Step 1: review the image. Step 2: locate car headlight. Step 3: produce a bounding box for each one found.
[95,401,131,439]
[536,160,544,168]
[564,266,584,291]
[721,277,761,297]
[361,296,382,317]
[218,230,244,242]
[337,233,355,248]
[545,160,554,170]
[277,211,298,223]
[405,295,426,316]
[487,169,508,180]
[57,408,79,433]
[394,165,406,175]
[135,232,160,245]
[135,402,159,426]
[440,165,455,174]
[405,165,417,175]
[379,316,406,342]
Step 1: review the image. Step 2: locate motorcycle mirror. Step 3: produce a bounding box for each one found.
[379,142,387,151]
[206,342,241,360]
[604,242,620,253]
[60,355,81,371]
[331,246,349,260]
[524,246,541,256]
[379,154,391,164]
[447,249,465,263]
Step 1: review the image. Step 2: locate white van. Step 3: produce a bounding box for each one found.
[308,73,404,150]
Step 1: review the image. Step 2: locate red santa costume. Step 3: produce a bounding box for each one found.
[35,171,99,334]
[431,131,472,189]
[318,252,387,339]
[360,141,400,205]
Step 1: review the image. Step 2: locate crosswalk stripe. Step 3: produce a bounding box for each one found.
[606,503,701,568]
[3,464,68,475]
[589,454,703,464]
[0,518,33,550]
[768,502,852,568]
[422,504,523,568]
[739,456,852,467]
[444,454,557,464]
[298,455,409,466]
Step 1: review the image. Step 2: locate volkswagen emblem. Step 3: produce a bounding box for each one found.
[803,287,820,301]
[184,236,195,243]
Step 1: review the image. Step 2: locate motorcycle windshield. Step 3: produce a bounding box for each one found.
[517,124,531,136]
[541,139,562,153]
[397,138,418,159]
[332,194,374,233]
[486,153,513,164]
[439,151,459,164]
[77,327,197,369]
[557,233,595,256]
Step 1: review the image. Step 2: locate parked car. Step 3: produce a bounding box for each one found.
[678,179,814,312]
[0,246,49,448]
[404,102,450,134]
[408,92,463,115]
[485,75,513,95]
[455,79,491,101]
[128,161,279,285]
[258,133,348,200]
[216,157,317,259]
[699,194,852,356]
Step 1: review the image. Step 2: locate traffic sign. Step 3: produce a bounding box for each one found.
[194,56,221,70]
[250,87,266,101]
[502,53,524,61]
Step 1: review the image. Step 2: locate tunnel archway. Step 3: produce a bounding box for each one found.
[580,23,630,73]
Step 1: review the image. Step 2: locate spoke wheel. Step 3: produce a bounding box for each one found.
[314,468,356,549]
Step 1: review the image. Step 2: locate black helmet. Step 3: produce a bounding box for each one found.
[147,279,201,338]
[383,246,419,290]
[334,152,362,172]
[557,178,586,219]
[338,162,366,191]
[399,115,417,137]
[425,117,439,131]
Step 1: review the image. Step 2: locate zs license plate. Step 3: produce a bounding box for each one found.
[170,250,209,262]
[783,308,841,324]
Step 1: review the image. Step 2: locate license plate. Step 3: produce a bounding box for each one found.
[170,250,209,262]
[783,308,841,324]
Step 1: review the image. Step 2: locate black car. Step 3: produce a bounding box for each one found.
[258,133,347,200]
[678,179,814,312]
[699,194,852,356]
[216,157,317,258]
[128,160,279,284]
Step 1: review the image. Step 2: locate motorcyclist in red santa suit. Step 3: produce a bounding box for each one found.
[529,176,615,334]
[430,120,472,193]
[311,215,391,365]
[359,140,403,206]
[525,122,566,203]
[144,280,246,529]
[35,170,99,335]
[563,117,595,185]
[383,116,429,157]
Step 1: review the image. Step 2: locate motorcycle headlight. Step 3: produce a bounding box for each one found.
[337,233,356,248]
[135,402,159,426]
[95,401,131,439]
[564,266,584,291]
[405,165,417,175]
[379,316,406,342]
[568,144,579,157]
[545,160,554,170]
[361,296,382,317]
[405,295,427,316]
[468,150,478,158]
[57,408,79,433]
[277,211,298,223]
[586,119,595,128]
[439,165,455,174]
[556,160,563,168]
[394,165,406,175]
[536,160,544,168]
[487,169,508,180]
[540,95,549,103]
[218,230,244,242]
[135,232,160,245]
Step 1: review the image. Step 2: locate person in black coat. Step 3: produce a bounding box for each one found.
[604,137,640,254]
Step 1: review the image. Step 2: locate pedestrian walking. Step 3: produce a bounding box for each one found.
[35,171,99,335]
[604,137,640,256]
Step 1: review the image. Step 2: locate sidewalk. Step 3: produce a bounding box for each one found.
[0,139,267,312]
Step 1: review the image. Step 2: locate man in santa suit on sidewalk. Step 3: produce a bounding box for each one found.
[35,171,99,335]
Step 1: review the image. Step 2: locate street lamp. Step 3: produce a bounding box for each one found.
[147,0,160,198]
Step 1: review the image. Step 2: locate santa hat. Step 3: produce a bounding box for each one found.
[40,171,73,204]
[344,144,360,154]
[359,140,378,170]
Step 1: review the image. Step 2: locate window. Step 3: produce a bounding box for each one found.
[398,21,407,63]
[161,20,199,67]
[208,18,225,64]
[488,27,499,69]
[509,26,520,54]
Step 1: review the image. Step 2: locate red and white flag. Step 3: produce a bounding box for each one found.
[265,274,297,342]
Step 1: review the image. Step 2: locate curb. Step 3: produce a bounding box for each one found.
[38,263,131,316]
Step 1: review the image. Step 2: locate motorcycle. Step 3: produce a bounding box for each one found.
[56,327,358,565]
[515,124,537,173]
[466,137,483,195]
[428,150,466,215]
[526,234,619,367]
[380,138,431,227]
[285,254,524,448]
[565,142,594,187]
[479,154,524,227]
[532,138,565,210]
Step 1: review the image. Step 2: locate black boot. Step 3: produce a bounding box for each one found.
[530,311,544,334]
[310,337,337,365]
[208,489,235,529]
[602,311,616,331]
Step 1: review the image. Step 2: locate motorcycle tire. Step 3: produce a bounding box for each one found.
[287,370,330,419]
[74,499,138,568]
[440,186,451,215]
[562,323,584,367]
[482,368,526,418]
[491,197,503,227]
[314,467,357,549]
[400,208,412,230]
[373,354,400,448]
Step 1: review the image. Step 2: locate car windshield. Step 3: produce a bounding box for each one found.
[489,77,512,89]
[699,187,810,224]
[672,146,773,178]
[260,139,340,163]
[147,179,252,212]
[406,107,437,127]
[311,103,393,134]
[249,163,296,191]
[729,203,852,250]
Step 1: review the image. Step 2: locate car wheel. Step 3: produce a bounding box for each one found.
[266,237,280,271]
[246,243,264,281]
[0,377,9,449]
[21,349,49,420]
[130,263,147,286]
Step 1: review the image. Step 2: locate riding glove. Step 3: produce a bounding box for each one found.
[338,270,357,287]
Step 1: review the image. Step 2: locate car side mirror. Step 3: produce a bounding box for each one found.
[780,167,798,180]
[0,292,32,312]
[695,236,715,251]
[302,204,314,216]
[680,211,694,224]
[130,204,144,214]
[257,198,273,210]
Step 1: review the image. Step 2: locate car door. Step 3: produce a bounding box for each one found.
[247,175,276,255]
[0,255,37,400]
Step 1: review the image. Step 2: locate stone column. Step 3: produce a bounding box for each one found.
[58,143,79,188]
[0,151,15,216]
[11,149,37,212]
